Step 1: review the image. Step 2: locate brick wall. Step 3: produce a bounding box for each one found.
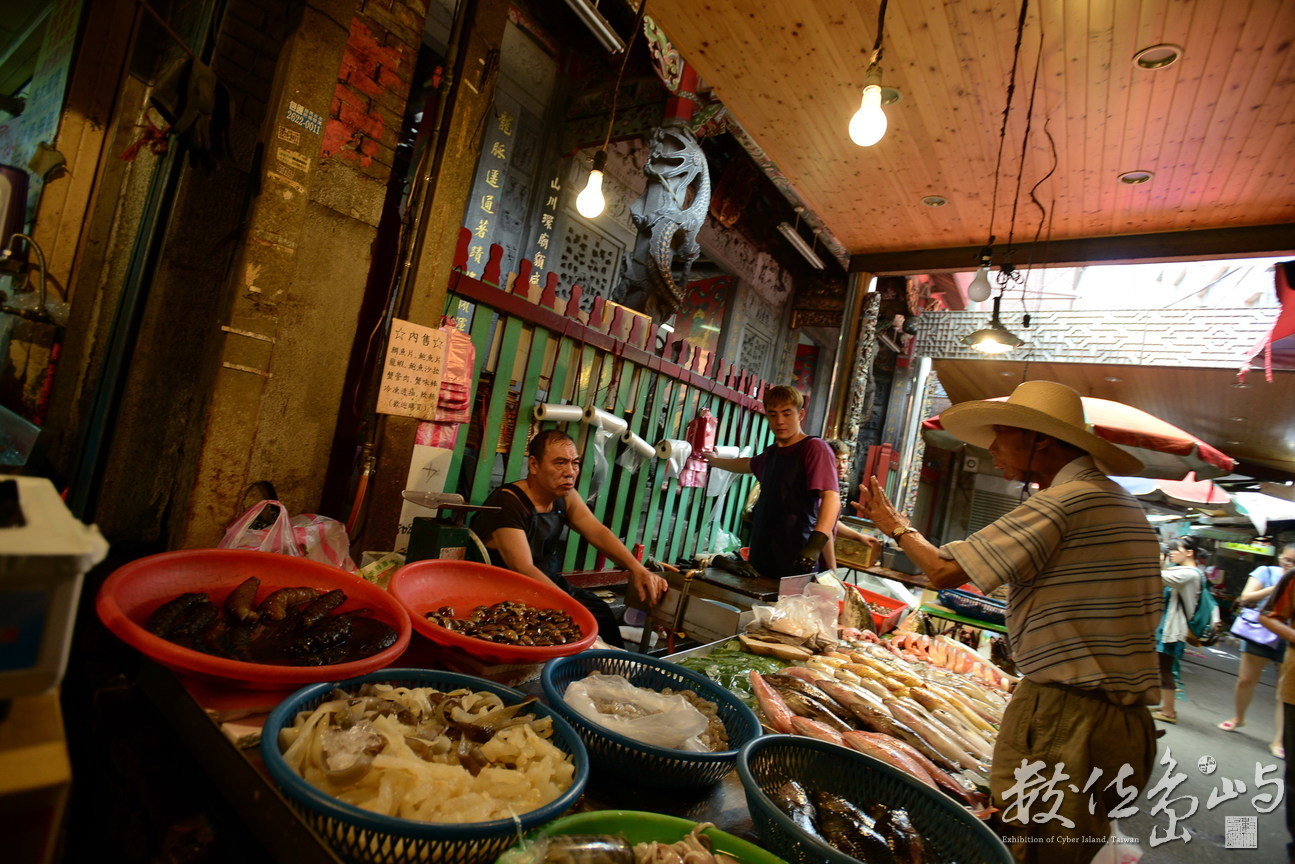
[322,1,429,176]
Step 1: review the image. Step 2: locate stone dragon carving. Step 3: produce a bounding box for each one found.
[620,120,710,322]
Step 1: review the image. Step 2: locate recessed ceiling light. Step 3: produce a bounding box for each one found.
[921,195,947,207]
[1104,376,1122,383]
[1133,44,1183,70]
[1000,371,1014,377]
[1229,416,1247,422]
[1118,170,1154,185]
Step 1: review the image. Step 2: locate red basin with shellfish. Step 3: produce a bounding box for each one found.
[96,549,411,688]
[388,559,598,665]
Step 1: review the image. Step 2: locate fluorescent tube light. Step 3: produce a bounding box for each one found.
[563,0,626,54]
[777,221,825,269]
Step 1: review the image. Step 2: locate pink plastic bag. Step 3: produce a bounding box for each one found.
[291,513,358,573]
[218,499,358,573]
[218,500,302,557]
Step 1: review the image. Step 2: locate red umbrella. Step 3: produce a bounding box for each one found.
[922,396,1236,480]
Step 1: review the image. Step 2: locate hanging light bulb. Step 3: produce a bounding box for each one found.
[849,65,887,147]
[967,245,994,302]
[575,150,608,218]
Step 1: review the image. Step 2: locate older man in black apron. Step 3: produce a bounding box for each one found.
[472,430,668,647]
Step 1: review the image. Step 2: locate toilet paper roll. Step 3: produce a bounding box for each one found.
[655,438,692,478]
[582,406,629,437]
[533,403,584,423]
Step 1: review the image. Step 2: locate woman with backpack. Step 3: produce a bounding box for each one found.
[1153,535,1208,723]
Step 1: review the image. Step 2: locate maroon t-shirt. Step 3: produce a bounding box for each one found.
[748,436,838,578]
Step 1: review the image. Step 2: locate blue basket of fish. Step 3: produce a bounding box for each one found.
[261,668,589,864]
[937,588,1007,626]
[541,649,763,790]
[737,735,1012,864]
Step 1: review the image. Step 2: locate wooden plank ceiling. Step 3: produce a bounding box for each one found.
[645,0,1295,265]
[643,0,1295,482]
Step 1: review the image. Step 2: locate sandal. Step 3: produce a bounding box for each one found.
[1271,744,1285,760]
[1218,720,1243,732]
[1151,711,1178,724]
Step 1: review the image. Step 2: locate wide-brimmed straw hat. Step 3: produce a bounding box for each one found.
[940,380,1144,476]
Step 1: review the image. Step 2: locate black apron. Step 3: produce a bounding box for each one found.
[491,483,624,648]
[748,437,821,579]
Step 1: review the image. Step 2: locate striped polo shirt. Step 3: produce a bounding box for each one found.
[941,457,1162,705]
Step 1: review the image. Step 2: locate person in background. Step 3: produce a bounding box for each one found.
[1218,543,1294,758]
[472,430,668,647]
[855,380,1160,863]
[1152,535,1207,724]
[1259,568,1295,864]
[702,386,840,578]
[826,438,882,561]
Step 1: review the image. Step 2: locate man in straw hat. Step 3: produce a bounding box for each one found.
[857,380,1161,863]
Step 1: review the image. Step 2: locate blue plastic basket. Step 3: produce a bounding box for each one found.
[260,668,589,864]
[541,649,762,790]
[938,588,1007,625]
[737,735,1012,864]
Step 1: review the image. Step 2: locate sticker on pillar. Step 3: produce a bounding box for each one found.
[377,318,448,421]
[277,126,301,146]
[276,148,311,173]
[285,100,323,135]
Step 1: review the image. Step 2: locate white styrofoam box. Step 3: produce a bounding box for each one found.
[0,477,108,698]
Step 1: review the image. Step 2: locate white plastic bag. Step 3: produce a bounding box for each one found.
[218,500,302,556]
[219,500,358,572]
[563,673,710,751]
[751,581,841,639]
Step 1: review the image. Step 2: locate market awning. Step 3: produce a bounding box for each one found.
[922,396,1237,481]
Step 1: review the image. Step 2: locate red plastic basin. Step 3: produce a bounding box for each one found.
[388,559,597,665]
[96,548,411,688]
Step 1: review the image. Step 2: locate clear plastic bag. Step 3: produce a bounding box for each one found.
[751,581,840,638]
[563,673,710,751]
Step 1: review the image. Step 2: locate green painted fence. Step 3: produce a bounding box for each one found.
[441,232,773,571]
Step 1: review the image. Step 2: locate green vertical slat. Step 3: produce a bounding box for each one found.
[666,385,709,564]
[565,345,605,572]
[696,390,738,556]
[653,380,697,563]
[639,373,682,559]
[469,316,526,505]
[444,302,497,495]
[581,354,637,569]
[625,370,671,550]
[503,327,550,483]
[607,361,652,552]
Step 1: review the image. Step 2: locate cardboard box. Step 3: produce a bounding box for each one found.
[0,477,108,699]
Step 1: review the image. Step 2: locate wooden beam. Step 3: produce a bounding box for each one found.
[849,224,1295,275]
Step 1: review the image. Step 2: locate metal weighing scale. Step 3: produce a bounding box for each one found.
[400,491,499,563]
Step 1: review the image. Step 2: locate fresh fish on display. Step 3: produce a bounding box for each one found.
[748,669,796,734]
[769,685,855,734]
[840,731,938,789]
[763,673,857,728]
[790,715,846,746]
[885,698,987,773]
[768,780,821,839]
[876,807,931,864]
[810,790,894,861]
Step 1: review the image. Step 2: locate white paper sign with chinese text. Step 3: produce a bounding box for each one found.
[377,319,447,420]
